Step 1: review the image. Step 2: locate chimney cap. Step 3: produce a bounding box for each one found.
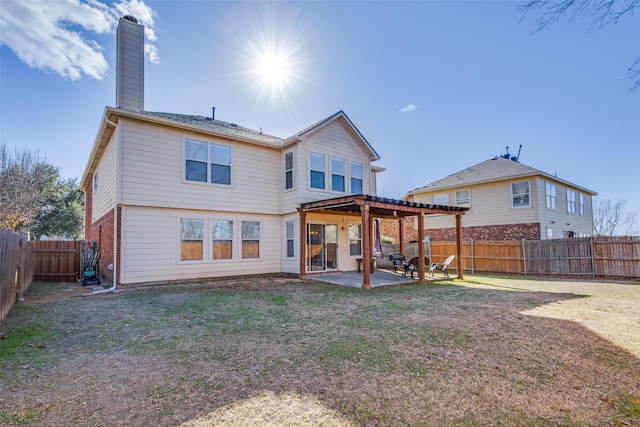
[123,15,138,23]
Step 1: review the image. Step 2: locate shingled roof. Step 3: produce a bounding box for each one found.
[143,111,284,145]
[407,156,596,196]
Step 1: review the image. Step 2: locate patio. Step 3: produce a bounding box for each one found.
[309,268,442,288]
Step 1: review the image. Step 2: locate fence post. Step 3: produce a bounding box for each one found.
[590,236,595,278]
[470,239,474,274]
[522,239,527,276]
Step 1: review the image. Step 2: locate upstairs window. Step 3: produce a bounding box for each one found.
[331,157,346,192]
[512,181,530,208]
[180,219,204,261]
[579,193,585,216]
[432,193,449,206]
[350,161,363,194]
[284,152,294,190]
[567,189,576,214]
[185,139,231,185]
[455,190,470,207]
[545,182,556,209]
[212,220,233,259]
[93,172,98,192]
[309,153,325,189]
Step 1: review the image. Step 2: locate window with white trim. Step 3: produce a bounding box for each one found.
[432,193,449,205]
[455,190,470,207]
[348,223,362,257]
[545,182,556,209]
[241,221,260,259]
[567,189,576,214]
[180,219,204,261]
[309,153,325,189]
[284,152,293,190]
[286,221,294,258]
[331,157,346,192]
[93,172,98,192]
[546,227,553,239]
[350,161,363,194]
[212,220,233,259]
[185,139,231,185]
[579,193,585,216]
[512,181,530,208]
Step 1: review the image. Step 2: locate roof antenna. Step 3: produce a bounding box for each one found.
[512,144,522,162]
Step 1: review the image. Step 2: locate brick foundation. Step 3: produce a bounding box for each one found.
[380,218,541,242]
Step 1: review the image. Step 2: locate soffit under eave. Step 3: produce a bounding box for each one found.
[80,110,116,191]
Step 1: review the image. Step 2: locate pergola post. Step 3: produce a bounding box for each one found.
[417,212,425,282]
[398,218,404,255]
[361,205,371,290]
[299,209,307,279]
[456,214,464,279]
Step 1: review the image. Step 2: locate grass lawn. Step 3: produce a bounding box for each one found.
[1,274,639,426]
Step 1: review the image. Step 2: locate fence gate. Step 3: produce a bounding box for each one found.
[33,240,82,282]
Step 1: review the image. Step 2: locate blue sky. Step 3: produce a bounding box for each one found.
[1,0,639,215]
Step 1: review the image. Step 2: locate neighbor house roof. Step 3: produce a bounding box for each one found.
[406,157,597,197]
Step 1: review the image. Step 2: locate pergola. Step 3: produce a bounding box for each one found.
[298,195,469,289]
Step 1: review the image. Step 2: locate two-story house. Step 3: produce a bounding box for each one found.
[81,16,468,288]
[391,156,597,242]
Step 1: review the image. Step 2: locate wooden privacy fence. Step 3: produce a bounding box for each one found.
[378,237,639,279]
[32,240,82,282]
[0,229,34,323]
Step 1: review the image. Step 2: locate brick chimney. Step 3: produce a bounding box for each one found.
[116,15,144,112]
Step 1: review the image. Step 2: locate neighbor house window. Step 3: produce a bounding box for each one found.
[241,221,260,258]
[546,228,553,239]
[348,224,362,257]
[455,190,470,207]
[331,157,346,192]
[432,193,449,206]
[212,220,233,259]
[545,182,556,209]
[309,153,325,189]
[284,152,293,190]
[350,161,363,194]
[286,221,294,258]
[579,193,585,216]
[185,139,231,185]
[512,181,530,208]
[181,219,204,261]
[567,189,576,214]
[93,172,98,192]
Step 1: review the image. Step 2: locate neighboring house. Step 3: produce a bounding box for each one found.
[381,156,597,242]
[80,16,466,287]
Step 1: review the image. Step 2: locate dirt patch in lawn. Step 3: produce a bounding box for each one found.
[1,275,639,426]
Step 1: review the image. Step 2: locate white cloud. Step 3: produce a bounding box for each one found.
[399,104,417,113]
[0,0,158,80]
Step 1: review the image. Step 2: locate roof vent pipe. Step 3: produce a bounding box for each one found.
[212,107,215,120]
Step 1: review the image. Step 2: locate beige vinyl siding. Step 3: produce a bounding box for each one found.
[281,146,300,215]
[414,180,539,229]
[536,177,594,238]
[370,169,378,195]
[92,133,117,221]
[298,122,373,205]
[119,206,283,284]
[119,120,281,215]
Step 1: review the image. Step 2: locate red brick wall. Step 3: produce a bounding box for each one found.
[380,218,541,242]
[83,176,119,284]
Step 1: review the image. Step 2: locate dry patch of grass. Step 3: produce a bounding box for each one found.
[1,275,639,426]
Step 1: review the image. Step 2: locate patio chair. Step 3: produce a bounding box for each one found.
[403,256,430,279]
[389,253,406,273]
[429,255,455,277]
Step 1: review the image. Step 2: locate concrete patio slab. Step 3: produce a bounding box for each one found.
[308,269,431,288]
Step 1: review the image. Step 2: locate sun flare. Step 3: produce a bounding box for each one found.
[257,51,291,87]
